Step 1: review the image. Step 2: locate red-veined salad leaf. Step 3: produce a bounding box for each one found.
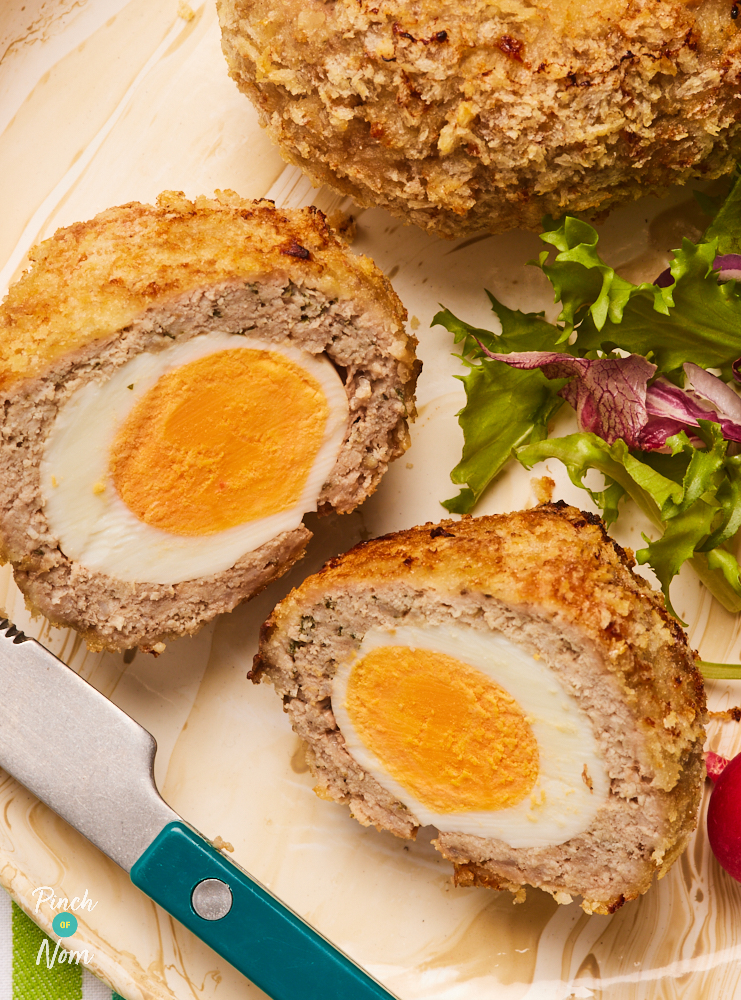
[642,364,741,448]
[475,349,656,448]
[478,349,741,451]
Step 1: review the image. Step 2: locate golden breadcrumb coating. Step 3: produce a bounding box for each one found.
[0,190,411,389]
[219,0,741,236]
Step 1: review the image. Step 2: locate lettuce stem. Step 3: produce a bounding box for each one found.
[697,660,741,680]
[689,554,741,615]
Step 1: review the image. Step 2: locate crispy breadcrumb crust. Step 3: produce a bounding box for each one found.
[0,190,413,389]
[0,191,418,651]
[253,503,707,913]
[218,0,741,237]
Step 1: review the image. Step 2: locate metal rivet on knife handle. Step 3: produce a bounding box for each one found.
[192,878,233,920]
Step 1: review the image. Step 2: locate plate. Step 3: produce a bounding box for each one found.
[2,2,741,999]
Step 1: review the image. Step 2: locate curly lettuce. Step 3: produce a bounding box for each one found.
[433,297,568,513]
[434,176,741,640]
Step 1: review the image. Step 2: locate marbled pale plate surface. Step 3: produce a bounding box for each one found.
[2,2,741,998]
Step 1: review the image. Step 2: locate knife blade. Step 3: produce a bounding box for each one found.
[0,618,398,1000]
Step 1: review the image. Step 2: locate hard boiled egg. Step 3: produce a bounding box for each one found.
[332,624,609,849]
[40,334,348,584]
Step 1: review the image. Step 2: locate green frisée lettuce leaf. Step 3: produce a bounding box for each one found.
[704,167,741,255]
[534,217,741,376]
[436,176,741,618]
[434,292,566,357]
[701,455,741,549]
[575,240,741,378]
[516,433,669,527]
[517,422,741,618]
[433,298,568,513]
[538,216,654,335]
[442,363,566,514]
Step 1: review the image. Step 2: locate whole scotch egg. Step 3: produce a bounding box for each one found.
[253,504,706,913]
[219,0,741,237]
[0,191,418,651]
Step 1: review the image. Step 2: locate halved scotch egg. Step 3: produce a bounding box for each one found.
[0,191,418,651]
[253,504,706,913]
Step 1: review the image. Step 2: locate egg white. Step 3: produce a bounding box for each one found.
[40,334,348,584]
[332,624,609,849]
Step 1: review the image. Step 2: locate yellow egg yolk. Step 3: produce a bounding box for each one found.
[344,646,539,813]
[109,347,329,536]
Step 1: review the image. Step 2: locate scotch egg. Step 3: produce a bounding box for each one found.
[254,505,707,914]
[0,191,418,650]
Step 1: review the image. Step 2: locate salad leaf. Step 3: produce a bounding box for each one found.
[667,424,727,516]
[636,502,718,618]
[481,348,741,451]
[573,238,741,377]
[517,423,741,616]
[641,372,741,449]
[433,297,568,513]
[701,455,741,549]
[704,548,741,604]
[704,167,741,255]
[685,362,741,421]
[437,178,741,618]
[633,426,727,615]
[433,293,565,358]
[477,350,656,447]
[444,362,566,513]
[516,433,677,527]
[538,216,650,333]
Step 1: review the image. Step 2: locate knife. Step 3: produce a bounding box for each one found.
[0,618,398,1000]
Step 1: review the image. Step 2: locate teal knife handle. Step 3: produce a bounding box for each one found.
[130,821,396,1000]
